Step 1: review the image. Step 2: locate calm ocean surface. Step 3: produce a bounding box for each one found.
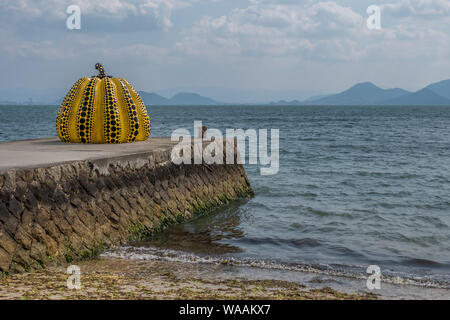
[1,105,449,289]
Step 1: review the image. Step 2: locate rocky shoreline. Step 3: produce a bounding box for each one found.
[0,256,377,300]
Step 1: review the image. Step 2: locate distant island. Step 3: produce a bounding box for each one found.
[271,79,450,106]
[2,79,450,106]
[0,91,221,106]
[138,92,219,106]
[142,79,450,106]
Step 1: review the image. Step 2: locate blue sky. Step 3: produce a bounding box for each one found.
[1,0,450,102]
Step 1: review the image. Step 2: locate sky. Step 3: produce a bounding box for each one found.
[1,0,450,103]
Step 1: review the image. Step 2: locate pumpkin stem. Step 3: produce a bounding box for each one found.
[95,63,107,78]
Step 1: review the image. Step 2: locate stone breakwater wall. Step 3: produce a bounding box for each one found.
[0,139,253,273]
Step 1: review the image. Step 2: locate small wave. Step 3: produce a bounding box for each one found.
[413,215,448,229]
[102,246,450,289]
[401,258,449,268]
[354,171,422,179]
[237,236,322,248]
[305,207,355,219]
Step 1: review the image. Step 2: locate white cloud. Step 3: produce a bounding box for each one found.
[176,1,369,60]
[0,0,194,29]
[176,0,450,63]
[382,0,450,17]
[0,0,66,19]
[1,0,450,93]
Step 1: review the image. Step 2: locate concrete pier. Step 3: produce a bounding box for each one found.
[0,137,253,273]
[0,137,178,172]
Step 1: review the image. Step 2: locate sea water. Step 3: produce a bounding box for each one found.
[1,104,449,297]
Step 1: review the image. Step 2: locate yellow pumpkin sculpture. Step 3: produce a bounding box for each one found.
[56,63,150,143]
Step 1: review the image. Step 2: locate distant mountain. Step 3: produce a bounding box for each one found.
[156,87,320,104]
[169,93,217,105]
[138,91,218,105]
[308,82,410,105]
[3,78,450,106]
[381,88,450,106]
[426,79,450,100]
[138,91,169,105]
